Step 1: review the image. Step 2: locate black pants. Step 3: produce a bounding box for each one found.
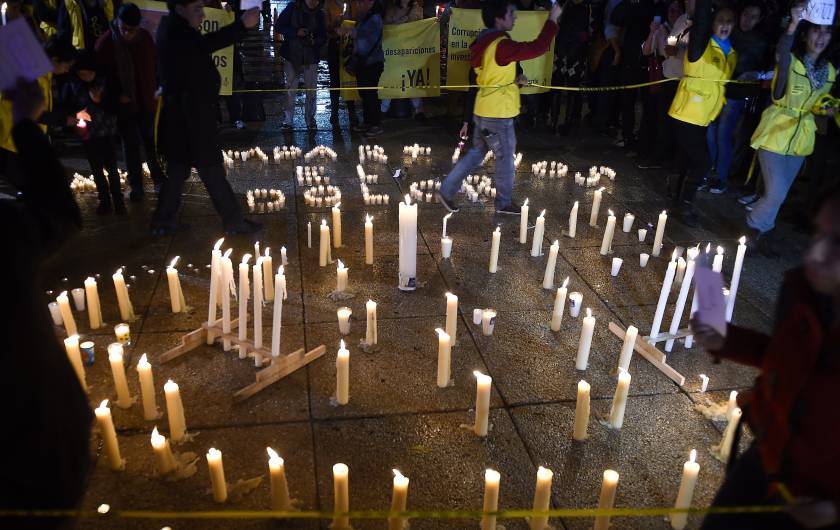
[152,162,241,229]
[672,118,711,204]
[84,136,124,206]
[118,111,165,194]
[356,61,384,127]
[327,39,356,119]
[649,81,679,164]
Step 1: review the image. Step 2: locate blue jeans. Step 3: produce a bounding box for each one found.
[439,116,516,209]
[707,98,746,184]
[747,149,804,233]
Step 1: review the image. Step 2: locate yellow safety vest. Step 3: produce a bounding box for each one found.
[0,74,53,153]
[751,57,836,157]
[39,0,58,37]
[668,39,736,127]
[473,35,520,119]
[65,0,114,50]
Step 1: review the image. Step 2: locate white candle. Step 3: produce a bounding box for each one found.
[622,213,635,233]
[95,400,124,470]
[481,309,497,336]
[281,246,288,266]
[567,201,578,238]
[445,292,458,343]
[573,380,590,441]
[519,198,529,244]
[594,470,619,530]
[600,210,616,255]
[164,379,187,442]
[640,253,650,267]
[207,238,224,344]
[108,342,133,409]
[398,195,418,291]
[481,469,501,530]
[670,449,700,530]
[725,236,747,322]
[71,287,85,311]
[617,325,638,372]
[441,236,453,259]
[253,257,264,361]
[63,335,87,391]
[531,210,546,257]
[652,211,668,257]
[48,301,64,326]
[719,407,742,463]
[206,448,228,503]
[365,299,377,345]
[337,307,352,335]
[542,240,559,289]
[649,251,677,343]
[389,470,410,530]
[332,203,343,248]
[166,256,186,313]
[575,308,595,370]
[238,255,252,359]
[473,371,492,436]
[320,220,331,267]
[699,374,709,392]
[610,257,623,277]
[271,266,284,358]
[336,340,350,405]
[333,463,351,530]
[112,268,135,322]
[675,257,687,287]
[638,228,648,242]
[221,250,234,351]
[568,292,583,318]
[590,187,605,227]
[267,447,292,511]
[365,214,374,265]
[727,390,738,417]
[263,248,274,302]
[713,245,725,273]
[608,369,632,428]
[307,221,312,248]
[336,260,348,292]
[137,353,158,420]
[150,426,176,475]
[665,250,698,352]
[489,226,501,273]
[550,278,569,331]
[114,322,130,344]
[435,328,452,388]
[529,466,553,530]
[56,291,77,337]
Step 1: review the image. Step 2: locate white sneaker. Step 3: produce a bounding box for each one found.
[234,120,245,130]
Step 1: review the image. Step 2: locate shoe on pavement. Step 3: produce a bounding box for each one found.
[225,218,263,235]
[696,179,709,192]
[364,125,383,137]
[738,193,758,205]
[234,120,246,130]
[351,123,368,133]
[435,191,460,213]
[709,181,729,194]
[496,202,521,215]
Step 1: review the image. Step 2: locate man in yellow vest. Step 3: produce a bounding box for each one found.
[436,0,561,215]
[57,0,114,50]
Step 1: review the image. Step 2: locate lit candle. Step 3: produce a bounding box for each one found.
[665,248,698,352]
[271,266,284,358]
[63,335,88,391]
[94,400,124,471]
[263,247,274,302]
[442,212,453,239]
[725,236,747,322]
[332,203,343,248]
[56,291,77,337]
[600,210,616,255]
[360,299,377,346]
[674,257,687,287]
[622,213,635,233]
[108,342,133,409]
[206,448,227,503]
[320,220,331,267]
[253,257,264,364]
[281,246,288,266]
[336,260,349,292]
[473,371,492,436]
[137,353,158,420]
[164,379,187,442]
[48,301,63,326]
[519,198,529,244]
[550,277,569,331]
[441,236,453,259]
[398,195,418,291]
[589,187,605,227]
[481,469,501,530]
[727,390,738,417]
[670,449,700,530]
[221,250,234,351]
[365,214,374,265]
[267,447,292,511]
[530,210,545,257]
[575,308,595,370]
[488,226,501,273]
[718,407,742,463]
[336,340,350,405]
[238,254,252,359]
[166,256,186,313]
[207,238,224,344]
[1,3,7,25]
[713,245,725,273]
[594,470,619,530]
[389,469,410,530]
[333,463,351,530]
[542,240,559,289]
[652,211,668,257]
[71,287,85,311]
[112,268,135,322]
[649,251,678,343]
[699,374,709,393]
[337,307,352,335]
[307,221,312,248]
[608,369,632,428]
[617,325,638,372]
[435,328,452,388]
[530,466,553,530]
[150,426,176,475]
[567,201,578,238]
[445,292,458,343]
[481,309,497,336]
[573,380,590,441]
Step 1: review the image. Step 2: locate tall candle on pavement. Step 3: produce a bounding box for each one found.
[573,380,590,441]
[599,210,616,255]
[263,248,274,301]
[481,469,501,530]
[365,299,378,345]
[567,201,578,238]
[271,266,284,358]
[665,248,698,352]
[164,379,187,442]
[95,400,124,470]
[719,407,742,462]
[319,220,331,267]
[206,448,227,503]
[84,277,103,329]
[166,256,187,313]
[63,335,88,391]
[550,278,569,331]
[652,211,667,256]
[365,214,374,265]
[398,195,418,291]
[529,466,553,530]
[670,450,700,530]
[389,469,409,530]
[333,463,351,530]
[436,328,451,388]
[253,257,264,359]
[56,291,77,337]
[575,308,595,370]
[207,238,224,344]
[488,226,501,273]
[594,470,619,530]
[649,250,677,343]
[220,250,234,351]
[238,254,252,359]
[137,353,158,420]
[589,187,605,227]
[542,240,559,289]
[608,369,631,429]
[108,342,133,409]
[336,260,348,292]
[151,427,176,475]
[445,292,458,343]
[725,236,747,322]
[713,246,725,273]
[531,210,545,257]
[112,268,135,322]
[267,447,292,511]
[617,325,638,372]
[332,202,342,248]
[473,371,492,436]
[336,340,350,405]
[519,198,529,244]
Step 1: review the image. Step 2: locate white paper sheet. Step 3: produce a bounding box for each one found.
[694,265,727,337]
[805,0,835,24]
[0,18,54,91]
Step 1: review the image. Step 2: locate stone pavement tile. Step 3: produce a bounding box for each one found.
[470,309,679,406]
[300,253,449,324]
[311,410,536,529]
[82,421,318,529]
[305,316,501,420]
[170,212,301,258]
[511,393,729,530]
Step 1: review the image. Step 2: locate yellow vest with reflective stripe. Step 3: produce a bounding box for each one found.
[668,39,736,126]
[65,0,114,49]
[473,35,520,119]
[751,57,836,157]
[0,74,53,153]
[39,0,58,37]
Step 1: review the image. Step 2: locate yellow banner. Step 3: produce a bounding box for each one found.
[446,8,553,95]
[134,0,234,96]
[339,18,441,101]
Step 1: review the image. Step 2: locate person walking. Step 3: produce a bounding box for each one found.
[435,0,561,215]
[151,0,262,235]
[549,0,589,136]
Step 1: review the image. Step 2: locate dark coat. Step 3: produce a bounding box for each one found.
[95,23,159,114]
[155,12,245,167]
[274,0,327,66]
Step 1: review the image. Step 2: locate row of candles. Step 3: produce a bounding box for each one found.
[360,144,388,164]
[306,144,339,162]
[246,188,286,213]
[479,150,524,168]
[70,171,127,193]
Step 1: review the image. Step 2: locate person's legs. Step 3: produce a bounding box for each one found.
[673,120,711,205]
[439,116,489,201]
[327,39,342,120]
[102,136,125,210]
[282,61,297,125]
[645,81,678,165]
[380,99,392,113]
[117,111,144,199]
[747,149,804,233]
[357,62,384,128]
[714,99,746,186]
[137,111,165,189]
[706,117,719,181]
[491,118,516,209]
[411,98,423,115]
[196,163,244,228]
[303,63,318,126]
[152,162,189,229]
[84,138,111,208]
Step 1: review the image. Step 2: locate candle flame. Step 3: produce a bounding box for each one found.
[739,236,746,245]
[77,118,87,128]
[115,267,123,276]
[241,253,252,265]
[335,202,341,209]
[608,210,614,216]
[444,212,452,221]
[340,339,346,350]
[494,225,500,233]
[151,426,162,441]
[214,238,225,251]
[265,247,270,257]
[393,468,405,478]
[539,209,546,218]
[700,373,708,380]
[278,265,284,275]
[435,327,447,338]
[266,447,281,461]
[99,399,109,409]
[661,210,667,216]
[562,277,569,288]
[598,187,605,192]
[473,370,483,378]
[169,256,180,268]
[689,449,697,463]
[366,214,373,223]
[574,201,578,207]
[586,307,592,318]
[523,198,529,207]
[716,246,724,255]
[404,194,411,205]
[322,219,327,226]
[729,390,738,401]
[337,259,345,268]
[207,447,221,457]
[139,353,148,365]
[223,248,233,259]
[705,243,711,253]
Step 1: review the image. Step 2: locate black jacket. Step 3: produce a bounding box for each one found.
[156,12,246,167]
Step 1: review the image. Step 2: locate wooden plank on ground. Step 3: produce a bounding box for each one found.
[609,322,685,386]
